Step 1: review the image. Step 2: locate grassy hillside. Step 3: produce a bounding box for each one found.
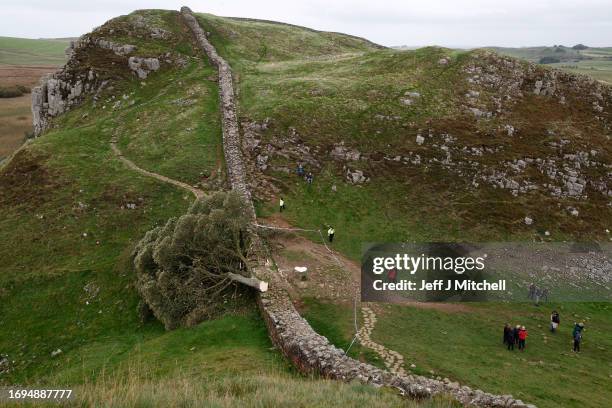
[0,36,70,66]
[199,12,611,253]
[489,46,612,84]
[2,8,610,407]
[196,12,612,408]
[0,10,451,407]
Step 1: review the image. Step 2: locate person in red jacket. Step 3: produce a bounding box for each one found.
[518,326,528,351]
[387,268,397,284]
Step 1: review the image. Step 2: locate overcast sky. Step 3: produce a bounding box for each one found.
[1,0,611,47]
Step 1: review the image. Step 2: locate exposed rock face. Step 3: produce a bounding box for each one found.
[346,168,368,184]
[31,17,170,136]
[32,68,98,136]
[331,142,361,161]
[128,57,161,79]
[181,6,532,407]
[66,37,137,58]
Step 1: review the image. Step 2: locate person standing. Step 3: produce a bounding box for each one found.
[504,323,515,350]
[518,326,528,351]
[572,322,584,352]
[550,310,560,333]
[513,325,521,346]
[327,226,335,243]
[306,172,314,184]
[279,197,285,212]
[387,268,397,284]
[296,163,305,177]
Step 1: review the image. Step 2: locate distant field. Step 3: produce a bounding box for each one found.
[488,45,612,84]
[548,60,612,84]
[0,94,31,158]
[0,65,59,161]
[0,36,70,65]
[0,36,66,160]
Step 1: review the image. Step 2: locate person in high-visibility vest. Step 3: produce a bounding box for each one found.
[327,226,335,242]
[279,197,285,212]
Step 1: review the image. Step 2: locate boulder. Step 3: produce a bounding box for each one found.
[128,57,161,79]
[346,169,368,184]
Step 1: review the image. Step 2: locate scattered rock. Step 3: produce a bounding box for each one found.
[346,169,368,184]
[128,57,161,79]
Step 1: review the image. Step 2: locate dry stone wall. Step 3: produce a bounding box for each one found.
[180,6,534,407]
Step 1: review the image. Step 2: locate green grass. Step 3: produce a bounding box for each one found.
[192,11,612,408]
[0,36,70,66]
[0,10,452,406]
[69,370,456,408]
[114,60,223,185]
[303,299,612,408]
[195,13,381,71]
[300,297,385,368]
[2,8,610,407]
[196,14,610,244]
[0,9,253,388]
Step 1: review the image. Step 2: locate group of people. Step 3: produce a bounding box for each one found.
[296,163,314,184]
[278,164,335,243]
[503,311,586,353]
[503,324,529,351]
[528,283,549,305]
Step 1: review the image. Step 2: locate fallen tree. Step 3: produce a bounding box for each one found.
[133,191,266,329]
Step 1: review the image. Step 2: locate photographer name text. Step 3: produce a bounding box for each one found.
[373,279,506,291]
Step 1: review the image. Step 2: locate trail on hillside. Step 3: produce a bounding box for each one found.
[110,139,204,199]
[262,213,408,375]
[358,306,407,375]
[263,212,475,375]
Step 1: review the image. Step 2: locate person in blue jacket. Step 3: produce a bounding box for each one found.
[572,322,584,352]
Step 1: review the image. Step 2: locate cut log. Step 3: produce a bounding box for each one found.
[227,272,269,292]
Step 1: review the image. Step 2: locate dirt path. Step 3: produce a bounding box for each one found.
[110,139,204,199]
[262,212,475,375]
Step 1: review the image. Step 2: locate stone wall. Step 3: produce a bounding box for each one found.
[180,7,534,407]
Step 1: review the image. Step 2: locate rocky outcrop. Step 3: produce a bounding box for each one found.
[180,6,533,407]
[32,30,163,136]
[128,57,161,79]
[31,69,98,136]
[66,37,137,58]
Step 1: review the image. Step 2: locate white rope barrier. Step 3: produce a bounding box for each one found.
[253,221,361,355]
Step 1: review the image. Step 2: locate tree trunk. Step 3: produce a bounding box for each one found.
[227,272,269,292]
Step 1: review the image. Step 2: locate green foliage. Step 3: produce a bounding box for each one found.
[175,41,194,56]
[133,192,252,330]
[539,56,561,64]
[0,85,30,98]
